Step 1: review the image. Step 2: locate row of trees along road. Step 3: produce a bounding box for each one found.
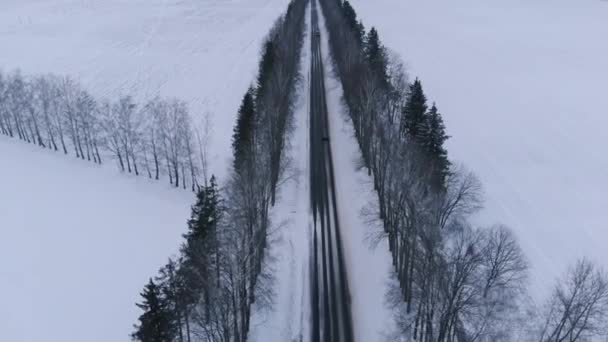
[131,0,308,341]
[319,0,608,340]
[0,70,209,190]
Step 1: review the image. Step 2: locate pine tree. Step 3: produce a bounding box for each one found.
[425,103,450,189]
[232,90,255,172]
[364,27,388,86]
[401,78,428,142]
[156,259,190,342]
[132,279,175,342]
[184,175,221,246]
[342,1,364,44]
[256,40,274,96]
[357,20,365,45]
[180,175,222,320]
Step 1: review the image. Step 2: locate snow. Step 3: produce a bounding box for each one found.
[249,4,312,341]
[4,0,603,339]
[1,1,293,340]
[350,0,608,300]
[0,136,193,342]
[318,4,397,341]
[0,0,289,181]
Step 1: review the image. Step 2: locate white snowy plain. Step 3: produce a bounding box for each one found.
[0,0,289,180]
[0,136,193,342]
[1,0,289,341]
[350,0,608,300]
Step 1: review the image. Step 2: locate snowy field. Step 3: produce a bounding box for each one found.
[0,136,193,342]
[351,0,608,299]
[0,0,289,180]
[1,0,290,341]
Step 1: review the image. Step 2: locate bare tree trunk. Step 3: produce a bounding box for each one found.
[29,109,45,147]
[143,146,152,178]
[173,161,179,187]
[181,163,186,189]
[84,128,91,161]
[166,154,173,184]
[151,139,159,180]
[117,150,125,171]
[185,315,191,342]
[56,120,68,154]
[132,151,139,176]
[77,131,85,159]
[94,141,102,164]
[125,145,132,173]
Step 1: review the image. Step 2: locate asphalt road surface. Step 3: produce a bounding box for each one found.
[309,1,354,341]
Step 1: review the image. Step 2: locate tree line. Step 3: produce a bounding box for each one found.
[0,70,208,190]
[319,0,608,340]
[131,0,308,341]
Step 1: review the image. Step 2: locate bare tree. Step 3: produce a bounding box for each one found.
[196,111,213,187]
[0,68,209,189]
[480,225,528,299]
[100,100,125,171]
[164,99,189,187]
[539,259,608,342]
[24,81,45,147]
[0,71,11,137]
[47,75,69,154]
[33,76,58,151]
[145,97,169,181]
[6,71,31,142]
[75,90,99,162]
[59,77,87,159]
[112,96,143,175]
[435,166,484,229]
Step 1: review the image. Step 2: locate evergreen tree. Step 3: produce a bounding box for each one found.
[357,20,365,42]
[425,103,450,189]
[342,1,364,44]
[256,40,275,95]
[180,175,222,319]
[401,78,428,141]
[132,279,175,342]
[364,27,388,87]
[232,89,255,171]
[184,175,221,246]
[156,258,191,342]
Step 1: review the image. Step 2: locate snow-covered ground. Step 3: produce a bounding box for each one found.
[0,136,193,342]
[351,0,608,299]
[0,0,288,180]
[1,1,292,340]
